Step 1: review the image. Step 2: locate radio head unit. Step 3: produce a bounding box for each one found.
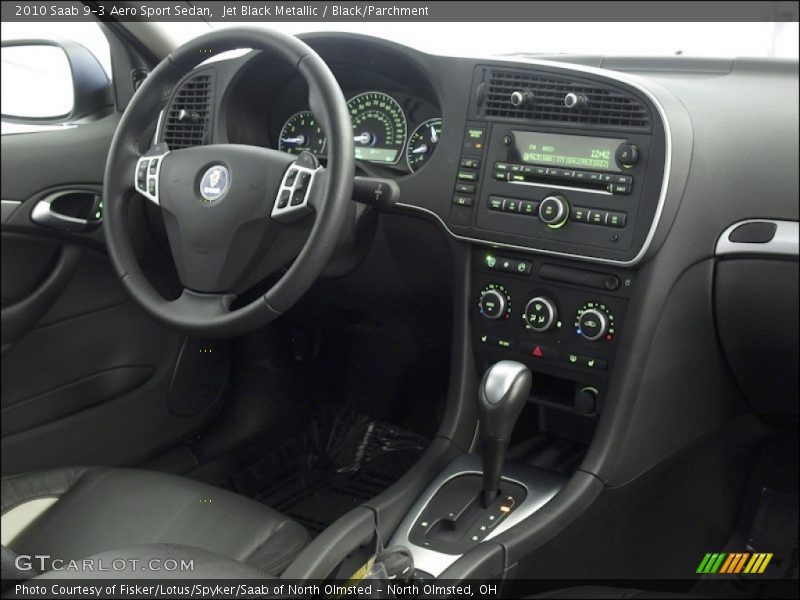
[510,131,628,173]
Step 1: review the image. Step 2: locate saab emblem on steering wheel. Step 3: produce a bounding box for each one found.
[199,165,230,202]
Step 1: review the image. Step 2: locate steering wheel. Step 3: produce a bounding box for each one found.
[104,28,354,337]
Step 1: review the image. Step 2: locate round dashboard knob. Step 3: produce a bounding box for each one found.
[523,297,558,333]
[564,92,587,108]
[510,89,534,107]
[479,289,507,320]
[577,308,609,341]
[538,195,570,229]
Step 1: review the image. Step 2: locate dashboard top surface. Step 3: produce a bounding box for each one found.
[158,33,798,269]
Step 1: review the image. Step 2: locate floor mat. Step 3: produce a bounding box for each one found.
[228,410,429,535]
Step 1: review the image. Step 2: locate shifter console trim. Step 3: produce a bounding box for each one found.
[389,454,565,577]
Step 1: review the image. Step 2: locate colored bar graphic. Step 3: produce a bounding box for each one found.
[698,552,773,574]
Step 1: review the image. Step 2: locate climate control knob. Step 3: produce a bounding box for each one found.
[479,284,511,320]
[523,296,558,333]
[575,302,616,342]
[538,195,570,229]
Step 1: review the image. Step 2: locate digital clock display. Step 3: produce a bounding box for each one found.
[512,132,623,172]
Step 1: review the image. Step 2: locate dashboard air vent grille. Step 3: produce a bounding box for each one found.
[481,69,651,130]
[163,72,214,149]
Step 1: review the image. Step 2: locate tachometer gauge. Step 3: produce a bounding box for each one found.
[406,118,443,172]
[278,111,325,155]
[347,92,407,164]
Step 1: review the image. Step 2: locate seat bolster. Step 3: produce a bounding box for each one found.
[2,467,309,576]
[246,519,309,574]
[32,543,275,579]
[1,467,91,514]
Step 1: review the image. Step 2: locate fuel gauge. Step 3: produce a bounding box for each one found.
[406,118,443,172]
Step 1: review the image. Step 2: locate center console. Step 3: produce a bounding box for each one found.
[448,65,668,266]
[385,64,669,579]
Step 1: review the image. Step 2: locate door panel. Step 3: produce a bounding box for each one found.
[1,118,224,476]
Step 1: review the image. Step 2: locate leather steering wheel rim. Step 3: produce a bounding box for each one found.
[103,27,354,337]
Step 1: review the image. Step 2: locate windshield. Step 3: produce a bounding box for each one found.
[160,22,800,59]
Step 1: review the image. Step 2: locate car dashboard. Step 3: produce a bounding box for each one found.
[155,32,798,424]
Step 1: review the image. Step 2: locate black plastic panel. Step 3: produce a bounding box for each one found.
[470,248,632,386]
[715,258,799,416]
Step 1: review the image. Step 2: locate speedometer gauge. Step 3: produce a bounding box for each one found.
[347,92,407,164]
[406,118,443,172]
[278,111,326,155]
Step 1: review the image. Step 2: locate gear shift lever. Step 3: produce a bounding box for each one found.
[478,360,532,507]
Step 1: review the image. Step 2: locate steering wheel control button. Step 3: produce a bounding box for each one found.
[539,195,570,229]
[271,159,321,223]
[478,284,511,321]
[198,165,231,203]
[523,297,558,333]
[134,151,169,205]
[575,302,616,342]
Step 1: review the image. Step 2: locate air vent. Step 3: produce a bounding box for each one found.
[163,72,214,149]
[480,69,651,130]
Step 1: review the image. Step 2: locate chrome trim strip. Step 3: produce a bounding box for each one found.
[389,454,565,577]
[716,219,799,257]
[153,109,165,145]
[506,179,613,196]
[134,151,169,205]
[398,57,674,267]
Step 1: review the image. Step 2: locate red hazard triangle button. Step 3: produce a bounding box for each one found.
[532,345,543,357]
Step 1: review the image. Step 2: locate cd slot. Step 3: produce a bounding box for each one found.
[494,162,633,196]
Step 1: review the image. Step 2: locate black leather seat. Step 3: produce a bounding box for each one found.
[1,467,308,578]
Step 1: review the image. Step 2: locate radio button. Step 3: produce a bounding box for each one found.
[611,183,632,195]
[488,196,505,211]
[539,195,570,229]
[494,171,508,181]
[614,175,633,185]
[495,162,510,171]
[616,144,639,168]
[606,211,627,228]
[572,207,589,222]
[588,210,606,225]
[520,200,538,216]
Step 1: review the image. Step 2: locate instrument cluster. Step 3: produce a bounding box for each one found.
[276,90,442,174]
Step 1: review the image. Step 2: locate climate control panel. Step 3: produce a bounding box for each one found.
[471,249,631,383]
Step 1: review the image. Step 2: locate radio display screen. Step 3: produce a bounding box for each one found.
[511,132,623,172]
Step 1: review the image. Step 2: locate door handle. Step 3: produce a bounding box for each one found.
[31,190,102,233]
